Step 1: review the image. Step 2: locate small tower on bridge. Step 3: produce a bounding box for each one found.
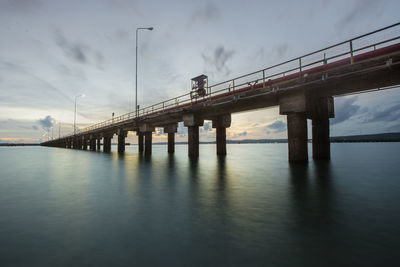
[190,74,208,99]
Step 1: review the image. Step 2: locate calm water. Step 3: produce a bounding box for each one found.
[0,143,399,266]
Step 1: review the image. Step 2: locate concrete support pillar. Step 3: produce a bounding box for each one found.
[287,113,308,163]
[183,114,203,158]
[103,136,112,153]
[168,133,175,154]
[188,126,199,157]
[117,130,126,153]
[76,139,82,149]
[216,127,227,155]
[82,139,88,150]
[164,123,178,154]
[139,124,155,155]
[138,133,144,153]
[212,114,231,156]
[144,132,152,155]
[312,118,330,159]
[96,139,101,151]
[310,97,334,160]
[90,138,96,151]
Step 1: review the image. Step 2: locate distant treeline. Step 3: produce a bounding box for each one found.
[2,132,400,147]
[0,143,41,147]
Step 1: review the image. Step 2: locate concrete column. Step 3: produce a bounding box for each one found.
[216,127,227,155]
[183,114,203,158]
[138,133,144,153]
[164,123,178,154]
[139,124,155,155]
[287,113,308,163]
[90,138,96,151]
[96,139,101,150]
[312,118,330,159]
[82,138,88,150]
[212,114,231,156]
[145,132,152,155]
[117,131,126,153]
[310,96,334,160]
[168,133,175,154]
[188,126,199,157]
[103,136,112,152]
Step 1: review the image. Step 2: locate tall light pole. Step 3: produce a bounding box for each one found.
[135,26,153,117]
[74,94,85,135]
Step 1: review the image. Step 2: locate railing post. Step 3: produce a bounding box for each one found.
[232,79,235,91]
[350,40,354,64]
[299,58,302,78]
[263,70,266,87]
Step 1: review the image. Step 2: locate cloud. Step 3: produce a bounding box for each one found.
[32,125,39,130]
[237,131,247,137]
[38,115,55,131]
[363,103,400,123]
[336,0,384,28]
[251,44,289,62]
[0,0,41,14]
[266,120,287,133]
[154,127,164,136]
[202,46,234,76]
[177,122,188,137]
[188,3,220,27]
[200,122,212,133]
[55,30,87,63]
[54,30,106,69]
[331,96,360,125]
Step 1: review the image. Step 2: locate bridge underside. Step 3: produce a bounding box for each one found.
[42,47,400,163]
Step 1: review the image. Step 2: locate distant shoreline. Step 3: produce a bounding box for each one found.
[2,132,400,146]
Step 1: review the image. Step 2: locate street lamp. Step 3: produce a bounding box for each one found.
[74,94,85,135]
[135,26,153,117]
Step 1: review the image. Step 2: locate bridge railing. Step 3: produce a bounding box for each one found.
[57,22,400,141]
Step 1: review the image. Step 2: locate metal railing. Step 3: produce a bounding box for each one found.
[54,22,400,141]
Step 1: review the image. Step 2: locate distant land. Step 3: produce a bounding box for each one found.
[1,133,400,147]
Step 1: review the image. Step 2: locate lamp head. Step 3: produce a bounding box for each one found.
[148,27,154,31]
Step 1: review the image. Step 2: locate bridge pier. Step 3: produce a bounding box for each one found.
[212,114,231,155]
[280,91,308,163]
[117,130,127,153]
[96,138,101,150]
[310,97,334,160]
[164,123,178,154]
[139,124,155,155]
[103,135,112,152]
[82,138,88,150]
[184,114,203,158]
[90,137,96,151]
[287,113,308,163]
[137,132,144,153]
[145,132,152,155]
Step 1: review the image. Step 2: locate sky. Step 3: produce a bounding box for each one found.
[0,0,399,143]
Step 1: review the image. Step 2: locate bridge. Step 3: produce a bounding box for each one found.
[41,22,400,163]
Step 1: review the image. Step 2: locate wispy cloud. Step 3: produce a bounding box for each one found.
[336,0,384,29]
[202,46,234,76]
[266,120,286,133]
[187,3,220,28]
[54,30,106,69]
[331,96,360,125]
[363,103,400,123]
[0,0,42,14]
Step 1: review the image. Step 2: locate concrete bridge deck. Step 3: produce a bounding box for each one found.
[42,22,400,162]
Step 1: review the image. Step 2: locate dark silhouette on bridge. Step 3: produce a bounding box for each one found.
[42,22,400,162]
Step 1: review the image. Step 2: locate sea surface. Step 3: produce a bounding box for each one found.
[0,143,399,266]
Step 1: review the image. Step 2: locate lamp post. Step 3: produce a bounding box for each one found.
[135,27,153,117]
[74,94,85,135]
